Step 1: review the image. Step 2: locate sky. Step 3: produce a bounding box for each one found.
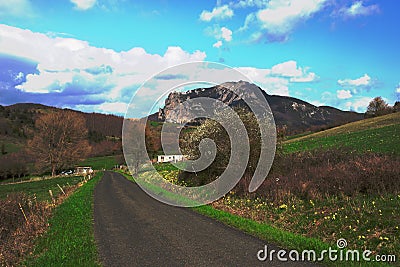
[0,0,399,116]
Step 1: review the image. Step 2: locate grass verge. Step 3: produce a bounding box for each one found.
[22,172,103,266]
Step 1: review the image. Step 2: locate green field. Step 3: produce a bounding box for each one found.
[283,113,400,155]
[80,155,118,170]
[0,176,83,201]
[23,172,102,266]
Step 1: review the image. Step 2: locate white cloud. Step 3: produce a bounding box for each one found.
[200,5,234,22]
[344,96,373,112]
[396,85,400,94]
[337,89,352,99]
[221,27,232,42]
[237,66,290,95]
[98,102,128,114]
[236,60,317,96]
[271,60,318,82]
[256,0,328,38]
[0,0,34,17]
[213,40,223,48]
[232,0,268,8]
[0,24,206,114]
[338,1,379,18]
[238,13,256,32]
[70,0,97,10]
[338,74,371,87]
[271,60,302,77]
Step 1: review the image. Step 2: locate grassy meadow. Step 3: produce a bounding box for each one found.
[0,176,83,201]
[283,112,400,155]
[79,155,118,170]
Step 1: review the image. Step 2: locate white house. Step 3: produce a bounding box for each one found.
[157,155,185,163]
[75,166,94,175]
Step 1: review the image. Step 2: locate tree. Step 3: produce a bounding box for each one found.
[122,119,148,175]
[180,108,264,193]
[393,101,400,113]
[28,111,90,176]
[366,97,391,117]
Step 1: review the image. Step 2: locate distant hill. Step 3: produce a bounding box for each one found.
[0,103,123,139]
[157,81,364,134]
[0,103,123,157]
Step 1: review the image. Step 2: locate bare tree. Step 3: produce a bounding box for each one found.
[366,97,392,117]
[28,111,90,176]
[123,119,148,176]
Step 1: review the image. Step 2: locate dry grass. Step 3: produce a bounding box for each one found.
[0,185,77,266]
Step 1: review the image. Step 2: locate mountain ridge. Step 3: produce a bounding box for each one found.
[157,81,364,134]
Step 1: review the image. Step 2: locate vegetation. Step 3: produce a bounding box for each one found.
[152,109,400,263]
[28,111,90,176]
[0,175,84,265]
[124,120,148,175]
[180,108,264,190]
[120,167,393,266]
[80,155,119,170]
[22,172,102,266]
[0,175,83,201]
[366,96,392,117]
[283,112,400,155]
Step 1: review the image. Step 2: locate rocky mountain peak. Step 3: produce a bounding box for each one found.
[157,81,363,133]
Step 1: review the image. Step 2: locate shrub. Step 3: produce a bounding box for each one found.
[254,148,400,202]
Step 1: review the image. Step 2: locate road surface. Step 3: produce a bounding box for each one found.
[94,171,316,266]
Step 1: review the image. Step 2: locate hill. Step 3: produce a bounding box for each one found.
[0,103,123,157]
[283,112,400,155]
[157,81,364,134]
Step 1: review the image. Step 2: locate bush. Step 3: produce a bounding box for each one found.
[254,148,400,202]
[0,193,50,266]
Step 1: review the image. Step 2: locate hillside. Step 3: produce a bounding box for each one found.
[0,103,123,157]
[283,112,400,155]
[157,81,364,134]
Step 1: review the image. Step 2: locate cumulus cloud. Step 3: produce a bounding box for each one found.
[337,74,378,94]
[221,27,233,42]
[0,24,206,114]
[70,0,97,10]
[344,96,373,112]
[200,5,234,22]
[237,66,290,95]
[337,1,380,18]
[270,60,318,82]
[213,40,223,48]
[337,89,352,99]
[256,0,328,40]
[338,74,371,87]
[236,60,317,96]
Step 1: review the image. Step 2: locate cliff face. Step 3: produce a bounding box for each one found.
[157,81,363,133]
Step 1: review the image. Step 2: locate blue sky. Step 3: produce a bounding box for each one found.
[0,0,399,116]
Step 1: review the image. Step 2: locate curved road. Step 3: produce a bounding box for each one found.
[94,172,315,266]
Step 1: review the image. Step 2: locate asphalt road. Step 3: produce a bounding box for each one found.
[94,171,316,267]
